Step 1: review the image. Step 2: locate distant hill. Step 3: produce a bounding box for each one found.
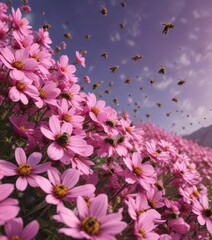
[183,125,212,148]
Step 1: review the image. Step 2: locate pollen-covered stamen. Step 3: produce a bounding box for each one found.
[54,184,68,198]
[133,166,143,176]
[91,107,100,116]
[82,217,100,236]
[16,81,26,91]
[11,236,21,240]
[193,190,199,197]
[56,133,70,146]
[60,66,67,73]
[38,88,47,98]
[13,60,24,70]
[138,228,146,238]
[148,199,156,208]
[18,163,32,176]
[105,120,116,127]
[62,114,71,122]
[32,53,40,61]
[61,92,72,100]
[125,126,132,134]
[204,209,211,217]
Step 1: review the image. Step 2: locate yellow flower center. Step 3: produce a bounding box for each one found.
[38,88,47,98]
[56,133,69,146]
[11,236,21,240]
[82,217,100,236]
[13,60,24,70]
[61,92,72,100]
[18,163,32,176]
[133,166,143,176]
[148,199,156,208]
[16,81,26,91]
[91,107,100,116]
[54,184,68,198]
[32,53,40,61]
[193,190,199,197]
[139,228,146,238]
[62,114,71,122]
[61,66,67,73]
[125,126,132,134]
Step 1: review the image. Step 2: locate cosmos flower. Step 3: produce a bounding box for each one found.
[0,147,51,191]
[75,50,86,67]
[53,194,127,239]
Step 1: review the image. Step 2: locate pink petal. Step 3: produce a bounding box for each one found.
[22,220,39,240]
[61,169,80,188]
[47,142,64,160]
[33,162,51,174]
[0,47,14,63]
[68,184,95,199]
[58,228,82,239]
[47,168,61,186]
[15,147,26,165]
[9,86,21,102]
[16,177,28,191]
[46,194,61,205]
[5,217,23,237]
[40,126,55,140]
[59,207,81,228]
[27,152,42,166]
[61,122,73,135]
[49,115,61,134]
[89,194,108,219]
[77,196,88,219]
[0,206,20,224]
[0,184,14,201]
[35,176,52,193]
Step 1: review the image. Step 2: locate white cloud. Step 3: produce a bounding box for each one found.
[188,33,198,40]
[110,32,121,42]
[155,77,173,90]
[126,39,136,47]
[193,9,209,18]
[181,98,192,110]
[179,53,190,66]
[127,96,133,103]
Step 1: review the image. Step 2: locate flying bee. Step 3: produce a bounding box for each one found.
[121,1,126,7]
[109,81,113,87]
[172,97,178,103]
[149,79,156,85]
[64,33,72,39]
[156,103,162,107]
[55,46,61,53]
[139,87,143,90]
[166,112,171,117]
[43,23,51,31]
[85,34,91,40]
[101,52,108,59]
[131,54,142,61]
[105,89,111,94]
[79,49,88,55]
[178,79,186,86]
[110,65,119,73]
[125,77,133,84]
[93,81,101,90]
[162,23,174,34]
[101,7,107,16]
[158,66,166,74]
[146,113,150,118]
[113,97,118,104]
[119,23,125,30]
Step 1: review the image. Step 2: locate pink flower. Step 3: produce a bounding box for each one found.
[84,75,90,83]
[0,184,20,225]
[40,115,93,164]
[0,46,38,81]
[12,8,32,36]
[75,50,86,67]
[1,217,39,240]
[36,28,52,48]
[53,194,127,239]
[36,168,95,207]
[168,217,190,234]
[57,55,76,79]
[21,5,32,13]
[8,71,39,105]
[0,147,51,191]
[134,212,160,239]
[123,152,156,190]
[192,195,212,234]
[61,41,67,49]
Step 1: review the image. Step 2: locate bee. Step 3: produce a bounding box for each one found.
[166,112,171,117]
[156,103,162,107]
[55,46,61,53]
[178,79,186,86]
[109,81,113,87]
[146,113,150,118]
[79,49,88,55]
[125,78,133,84]
[64,33,72,39]
[101,7,107,16]
[93,81,101,90]
[162,23,174,34]
[101,52,108,59]
[119,23,125,30]
[41,11,45,16]
[139,87,143,90]
[131,54,142,61]
[43,23,51,31]
[113,97,118,104]
[121,1,126,7]
[158,66,166,74]
[85,34,91,40]
[110,65,119,73]
[172,97,178,103]
[149,79,156,85]
[105,89,111,94]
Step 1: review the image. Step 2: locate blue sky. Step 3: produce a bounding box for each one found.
[8,0,212,135]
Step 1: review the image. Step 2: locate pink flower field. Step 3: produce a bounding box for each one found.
[0,2,211,239]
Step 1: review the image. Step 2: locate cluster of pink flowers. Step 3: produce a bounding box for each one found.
[0,2,211,239]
